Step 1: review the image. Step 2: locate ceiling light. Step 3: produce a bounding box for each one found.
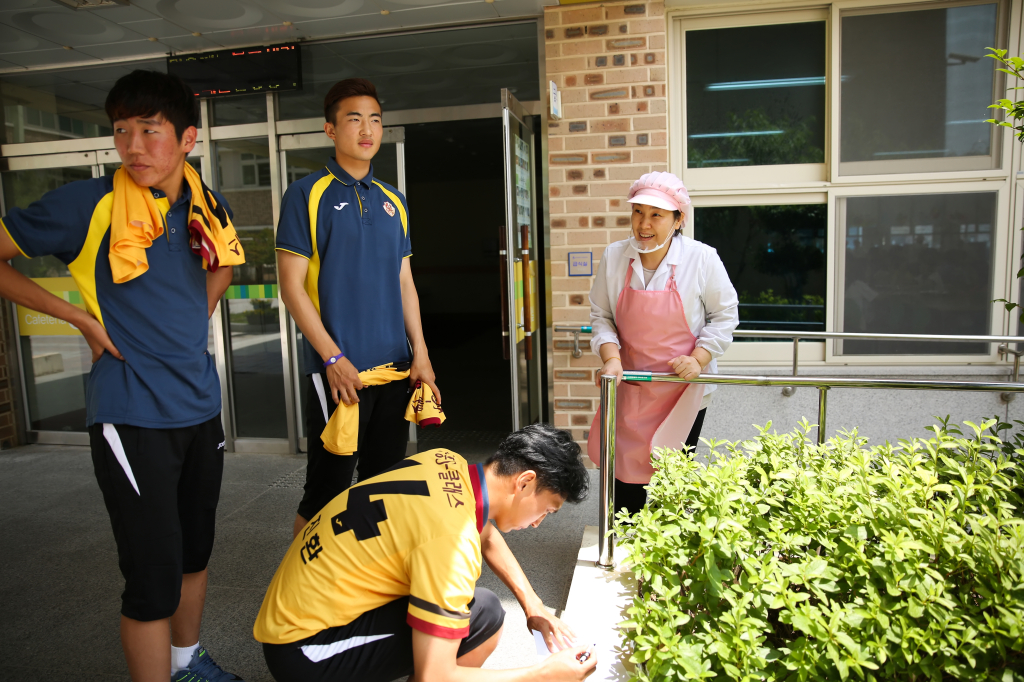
[689,130,784,139]
[705,77,825,91]
[52,0,130,9]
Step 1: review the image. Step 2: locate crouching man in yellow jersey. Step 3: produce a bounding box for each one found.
[254,424,596,682]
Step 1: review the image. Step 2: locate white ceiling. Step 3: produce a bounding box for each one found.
[0,0,553,73]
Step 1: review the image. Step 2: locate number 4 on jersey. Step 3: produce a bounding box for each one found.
[332,480,430,541]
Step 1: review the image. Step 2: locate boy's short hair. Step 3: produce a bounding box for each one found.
[486,424,590,504]
[105,70,199,142]
[324,78,381,124]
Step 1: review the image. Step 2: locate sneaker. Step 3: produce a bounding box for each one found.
[171,646,244,682]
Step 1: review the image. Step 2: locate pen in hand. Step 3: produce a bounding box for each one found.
[576,644,596,664]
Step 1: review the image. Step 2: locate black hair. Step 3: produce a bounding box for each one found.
[324,77,381,124]
[105,70,198,142]
[673,209,682,235]
[486,423,590,504]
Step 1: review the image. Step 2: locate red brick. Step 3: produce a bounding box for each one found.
[561,39,606,56]
[561,6,603,23]
[590,118,629,132]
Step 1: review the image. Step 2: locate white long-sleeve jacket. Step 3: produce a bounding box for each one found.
[589,234,740,406]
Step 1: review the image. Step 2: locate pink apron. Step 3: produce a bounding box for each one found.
[586,259,704,484]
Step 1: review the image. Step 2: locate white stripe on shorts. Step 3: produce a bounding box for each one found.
[311,373,329,425]
[301,634,393,663]
[102,423,140,496]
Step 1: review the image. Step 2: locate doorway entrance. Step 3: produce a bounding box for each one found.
[404,118,513,455]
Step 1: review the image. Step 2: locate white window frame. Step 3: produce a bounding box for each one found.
[828,179,1012,365]
[832,0,1012,180]
[669,0,1023,367]
[671,8,831,192]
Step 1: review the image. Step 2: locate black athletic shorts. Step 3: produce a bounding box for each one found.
[263,587,505,682]
[297,363,411,521]
[88,414,225,621]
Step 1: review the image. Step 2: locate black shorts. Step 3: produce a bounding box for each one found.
[297,366,410,521]
[88,415,225,621]
[263,587,505,682]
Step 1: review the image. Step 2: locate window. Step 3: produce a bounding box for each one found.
[686,22,826,169]
[695,204,826,336]
[673,1,1012,366]
[839,2,1004,175]
[838,191,997,355]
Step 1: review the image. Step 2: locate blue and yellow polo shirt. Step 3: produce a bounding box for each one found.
[276,157,412,374]
[1,176,229,429]
[254,449,490,644]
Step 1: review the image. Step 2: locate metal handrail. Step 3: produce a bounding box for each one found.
[595,371,1024,569]
[553,325,1024,394]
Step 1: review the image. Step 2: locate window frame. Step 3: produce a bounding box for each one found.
[832,0,1012,181]
[668,0,1022,367]
[671,8,831,191]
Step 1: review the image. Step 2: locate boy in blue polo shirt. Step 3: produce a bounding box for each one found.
[0,71,244,682]
[277,78,440,536]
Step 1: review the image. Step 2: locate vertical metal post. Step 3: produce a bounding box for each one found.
[597,374,617,569]
[817,386,828,445]
[782,337,799,396]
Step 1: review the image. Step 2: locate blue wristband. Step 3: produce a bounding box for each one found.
[323,352,345,368]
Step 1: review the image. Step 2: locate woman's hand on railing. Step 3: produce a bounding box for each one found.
[596,356,623,386]
[669,354,703,381]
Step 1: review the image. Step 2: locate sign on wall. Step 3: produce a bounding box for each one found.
[568,252,592,277]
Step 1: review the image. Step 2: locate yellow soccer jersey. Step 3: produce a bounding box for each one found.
[253,449,489,644]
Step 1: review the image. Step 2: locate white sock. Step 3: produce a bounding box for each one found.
[171,642,200,674]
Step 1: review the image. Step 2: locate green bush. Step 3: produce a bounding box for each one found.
[618,419,1024,681]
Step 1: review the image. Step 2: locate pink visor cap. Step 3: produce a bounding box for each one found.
[626,171,692,224]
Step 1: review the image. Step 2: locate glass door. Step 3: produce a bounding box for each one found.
[212,138,288,440]
[278,128,405,450]
[3,149,207,441]
[2,153,97,436]
[500,90,543,429]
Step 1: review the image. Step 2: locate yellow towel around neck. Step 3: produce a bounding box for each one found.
[109,163,245,284]
[406,381,445,427]
[321,364,411,455]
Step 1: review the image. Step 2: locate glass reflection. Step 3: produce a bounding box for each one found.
[696,205,826,337]
[215,138,287,438]
[278,23,539,119]
[0,59,168,145]
[842,193,995,354]
[2,166,94,431]
[686,22,826,168]
[840,4,999,172]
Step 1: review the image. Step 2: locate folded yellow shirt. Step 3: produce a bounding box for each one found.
[406,381,445,427]
[321,364,411,455]
[321,367,447,455]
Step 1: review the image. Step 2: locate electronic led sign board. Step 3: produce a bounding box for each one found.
[168,44,301,98]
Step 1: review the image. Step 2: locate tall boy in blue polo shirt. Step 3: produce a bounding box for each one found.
[0,72,244,682]
[277,78,440,536]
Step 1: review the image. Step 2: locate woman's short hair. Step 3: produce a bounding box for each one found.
[105,70,198,142]
[324,78,381,124]
[486,424,590,504]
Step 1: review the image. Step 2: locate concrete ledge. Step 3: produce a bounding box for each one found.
[560,526,635,681]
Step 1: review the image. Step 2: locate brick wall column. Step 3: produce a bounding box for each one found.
[544,0,667,448]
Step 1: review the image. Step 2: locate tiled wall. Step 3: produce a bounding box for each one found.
[544,0,667,446]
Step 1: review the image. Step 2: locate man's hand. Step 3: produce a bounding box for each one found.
[79,315,123,363]
[527,604,577,653]
[410,351,441,404]
[537,645,597,681]
[326,355,362,405]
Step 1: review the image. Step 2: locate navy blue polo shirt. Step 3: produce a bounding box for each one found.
[276,157,412,374]
[1,176,229,428]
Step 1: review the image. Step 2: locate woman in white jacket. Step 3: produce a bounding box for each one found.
[586,172,739,516]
